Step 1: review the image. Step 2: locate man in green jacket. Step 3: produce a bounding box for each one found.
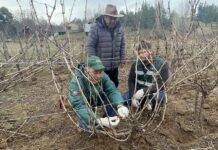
[68,56,129,131]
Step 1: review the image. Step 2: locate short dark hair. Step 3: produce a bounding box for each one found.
[135,40,152,51]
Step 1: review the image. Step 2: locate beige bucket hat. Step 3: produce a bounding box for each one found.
[102,4,124,18]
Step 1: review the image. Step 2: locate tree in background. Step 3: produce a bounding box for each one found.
[197,3,218,25]
[140,3,156,29]
[117,2,157,31]
[0,7,16,37]
[119,11,138,31]
[1,2,218,38]
[0,7,13,24]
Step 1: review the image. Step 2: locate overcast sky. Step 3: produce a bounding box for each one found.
[0,0,217,24]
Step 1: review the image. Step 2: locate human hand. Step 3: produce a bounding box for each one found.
[97,116,120,128]
[134,89,144,99]
[131,97,140,108]
[117,105,129,119]
[146,103,152,111]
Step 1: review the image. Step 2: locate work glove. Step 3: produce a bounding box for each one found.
[134,89,145,99]
[131,89,144,108]
[117,105,129,119]
[131,97,140,108]
[132,98,152,110]
[97,116,120,128]
[146,103,152,111]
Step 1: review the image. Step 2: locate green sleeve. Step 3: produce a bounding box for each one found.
[102,74,124,106]
[68,79,99,124]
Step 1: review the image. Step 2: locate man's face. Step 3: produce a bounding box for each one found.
[138,49,153,63]
[86,67,103,84]
[104,15,117,28]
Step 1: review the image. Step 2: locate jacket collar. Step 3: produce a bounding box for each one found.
[95,15,121,30]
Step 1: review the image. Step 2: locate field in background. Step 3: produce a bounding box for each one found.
[0,59,218,149]
[1,25,218,149]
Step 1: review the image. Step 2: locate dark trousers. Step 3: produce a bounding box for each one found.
[105,68,119,87]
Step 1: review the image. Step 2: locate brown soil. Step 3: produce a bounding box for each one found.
[0,65,218,150]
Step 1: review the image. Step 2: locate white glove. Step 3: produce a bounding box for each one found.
[97,116,120,128]
[146,103,152,111]
[134,89,144,99]
[117,105,129,119]
[131,97,140,108]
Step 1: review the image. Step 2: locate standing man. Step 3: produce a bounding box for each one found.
[86,4,125,87]
[68,56,129,131]
[124,41,169,112]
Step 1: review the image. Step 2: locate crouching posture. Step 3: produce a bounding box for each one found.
[68,56,129,131]
[124,41,169,112]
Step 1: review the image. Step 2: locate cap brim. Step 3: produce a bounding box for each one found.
[92,65,105,71]
[102,13,124,18]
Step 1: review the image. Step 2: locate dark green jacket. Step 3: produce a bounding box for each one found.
[128,56,169,98]
[68,65,124,124]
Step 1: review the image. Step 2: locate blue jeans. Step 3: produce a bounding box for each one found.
[123,90,166,111]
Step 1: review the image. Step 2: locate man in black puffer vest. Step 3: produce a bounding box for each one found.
[86,4,125,87]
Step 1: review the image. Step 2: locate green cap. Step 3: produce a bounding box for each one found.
[86,56,105,70]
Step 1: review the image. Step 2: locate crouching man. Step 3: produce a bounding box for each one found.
[123,41,169,112]
[68,56,129,131]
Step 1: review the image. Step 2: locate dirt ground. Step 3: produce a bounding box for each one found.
[0,65,218,150]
